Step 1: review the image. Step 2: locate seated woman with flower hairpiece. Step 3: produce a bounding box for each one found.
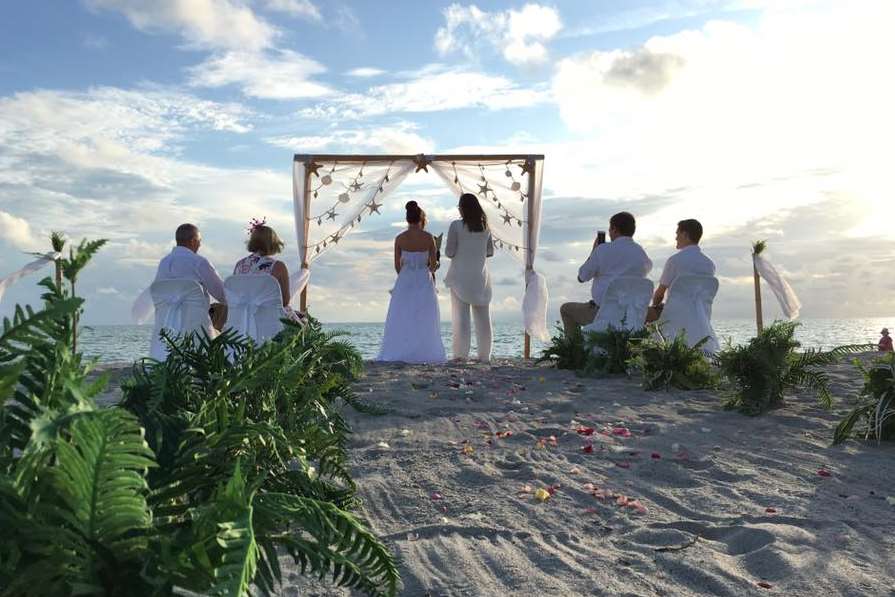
[233,221,305,324]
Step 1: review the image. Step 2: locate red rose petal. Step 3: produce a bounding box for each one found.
[431,492,443,500]
[611,427,632,437]
[576,426,595,436]
[757,581,773,589]
[582,444,594,454]
[817,469,832,477]
[765,507,777,514]
[651,452,661,459]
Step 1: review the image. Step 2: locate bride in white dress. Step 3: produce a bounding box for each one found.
[377,201,447,363]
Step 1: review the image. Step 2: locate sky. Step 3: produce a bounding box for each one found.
[0,0,893,325]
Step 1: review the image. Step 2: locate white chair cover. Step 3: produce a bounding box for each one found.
[659,274,720,353]
[149,279,212,361]
[223,275,286,344]
[583,276,654,333]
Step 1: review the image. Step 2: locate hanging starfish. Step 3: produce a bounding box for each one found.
[502,212,513,225]
[307,162,322,177]
[349,181,363,192]
[478,182,491,195]
[414,155,431,173]
[326,209,338,221]
[368,200,383,215]
[519,161,533,176]
[331,231,342,244]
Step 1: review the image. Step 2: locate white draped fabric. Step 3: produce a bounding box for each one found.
[0,252,61,306]
[754,253,801,320]
[292,155,548,343]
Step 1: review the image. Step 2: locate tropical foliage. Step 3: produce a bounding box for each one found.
[628,329,717,391]
[0,236,399,596]
[539,324,649,376]
[714,320,870,415]
[833,352,895,444]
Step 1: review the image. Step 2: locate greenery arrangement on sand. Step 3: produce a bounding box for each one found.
[0,237,399,596]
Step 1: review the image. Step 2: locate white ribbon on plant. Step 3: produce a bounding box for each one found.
[754,253,801,319]
[0,252,61,306]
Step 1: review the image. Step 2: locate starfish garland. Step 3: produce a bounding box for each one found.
[326,209,338,221]
[368,200,383,215]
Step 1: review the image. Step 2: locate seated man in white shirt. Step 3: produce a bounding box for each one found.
[154,223,228,330]
[647,218,715,322]
[560,211,653,336]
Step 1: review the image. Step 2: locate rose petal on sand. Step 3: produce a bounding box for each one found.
[548,435,558,447]
[627,499,647,514]
[611,427,632,437]
[817,469,832,477]
[376,441,390,449]
[576,426,595,436]
[582,445,594,454]
[431,492,444,500]
[651,452,662,459]
[765,507,777,514]
[400,429,412,436]
[583,483,596,491]
[462,444,475,455]
[496,430,513,438]
[519,484,533,493]
[616,461,631,469]
[569,467,582,475]
[757,581,773,589]
[535,438,547,449]
[534,488,551,502]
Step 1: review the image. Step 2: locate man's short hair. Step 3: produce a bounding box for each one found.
[677,219,703,244]
[609,212,636,236]
[175,223,199,246]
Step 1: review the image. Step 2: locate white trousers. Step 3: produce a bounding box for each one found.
[451,291,492,362]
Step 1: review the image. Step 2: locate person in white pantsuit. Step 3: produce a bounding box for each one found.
[445,193,494,362]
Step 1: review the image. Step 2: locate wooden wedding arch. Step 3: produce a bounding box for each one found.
[291,153,548,358]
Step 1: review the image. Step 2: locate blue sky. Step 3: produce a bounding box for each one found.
[1,0,893,325]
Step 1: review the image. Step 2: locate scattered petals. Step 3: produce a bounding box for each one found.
[495,430,513,439]
[519,484,533,494]
[651,452,662,459]
[569,467,582,475]
[626,499,647,514]
[462,444,475,456]
[534,488,551,502]
[757,581,773,589]
[535,438,547,449]
[817,469,832,477]
[431,492,444,501]
[400,429,412,436]
[548,435,558,447]
[576,426,595,436]
[582,444,594,454]
[616,461,631,469]
[611,427,632,438]
[376,441,390,449]
[765,507,777,514]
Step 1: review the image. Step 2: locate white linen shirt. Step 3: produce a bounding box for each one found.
[154,246,226,303]
[578,236,653,305]
[658,245,716,288]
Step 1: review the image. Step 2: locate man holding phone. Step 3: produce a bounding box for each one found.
[560,211,653,336]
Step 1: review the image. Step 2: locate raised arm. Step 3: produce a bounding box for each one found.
[577,246,601,283]
[445,221,458,258]
[394,237,402,274]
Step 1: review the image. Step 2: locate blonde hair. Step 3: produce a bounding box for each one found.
[247,225,284,256]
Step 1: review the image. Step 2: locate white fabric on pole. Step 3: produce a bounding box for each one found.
[0,252,61,306]
[754,253,801,320]
[430,157,548,340]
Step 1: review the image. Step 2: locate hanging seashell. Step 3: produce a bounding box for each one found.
[338,192,350,203]
[315,246,320,254]
[317,218,322,225]
[313,191,318,198]
[505,169,512,177]
[511,181,521,191]
[321,175,332,185]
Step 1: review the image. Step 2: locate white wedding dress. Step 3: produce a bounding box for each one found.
[377,251,446,363]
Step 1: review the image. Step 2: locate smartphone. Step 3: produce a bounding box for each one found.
[597,230,606,245]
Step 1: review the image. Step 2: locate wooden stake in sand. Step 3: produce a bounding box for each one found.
[752,240,766,334]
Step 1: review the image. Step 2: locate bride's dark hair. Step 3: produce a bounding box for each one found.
[406,200,426,227]
[458,193,487,232]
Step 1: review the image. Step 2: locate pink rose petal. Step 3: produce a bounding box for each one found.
[817,469,832,477]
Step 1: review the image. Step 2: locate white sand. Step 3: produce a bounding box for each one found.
[281,357,895,596]
[95,358,895,596]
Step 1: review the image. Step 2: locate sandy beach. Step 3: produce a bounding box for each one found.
[96,357,895,596]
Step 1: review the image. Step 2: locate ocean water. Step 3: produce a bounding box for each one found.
[77,318,891,365]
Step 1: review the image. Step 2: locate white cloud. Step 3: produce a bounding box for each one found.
[188,49,331,99]
[435,3,562,66]
[266,122,434,154]
[300,65,547,119]
[86,0,277,50]
[0,210,42,251]
[263,0,321,21]
[345,67,385,78]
